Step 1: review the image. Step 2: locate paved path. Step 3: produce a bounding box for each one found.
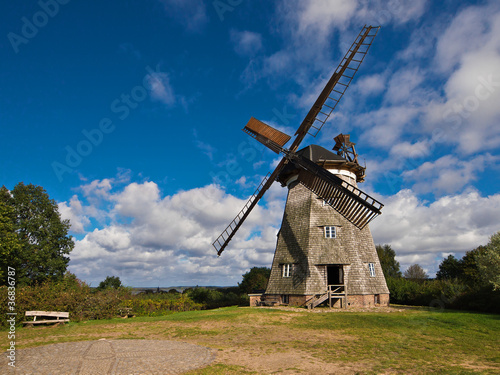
[3,339,215,374]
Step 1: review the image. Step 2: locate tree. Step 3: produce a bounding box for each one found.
[376,244,402,278]
[403,264,428,281]
[476,231,500,290]
[436,255,461,280]
[460,246,486,286]
[238,267,271,294]
[0,183,74,285]
[0,188,22,283]
[97,276,123,290]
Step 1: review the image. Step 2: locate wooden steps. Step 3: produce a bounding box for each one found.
[306,285,347,309]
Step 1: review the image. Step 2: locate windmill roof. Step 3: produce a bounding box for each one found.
[297,144,346,163]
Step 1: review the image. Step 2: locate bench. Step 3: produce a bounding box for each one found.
[118,307,134,318]
[23,311,70,326]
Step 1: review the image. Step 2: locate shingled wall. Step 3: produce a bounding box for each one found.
[265,180,389,306]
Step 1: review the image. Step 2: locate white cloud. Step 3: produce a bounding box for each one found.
[65,175,500,285]
[384,68,424,105]
[293,0,357,38]
[426,3,500,154]
[58,195,90,234]
[359,0,428,26]
[80,179,113,200]
[371,189,500,276]
[355,74,386,96]
[435,4,493,73]
[389,140,430,160]
[146,72,177,107]
[230,30,263,57]
[402,154,497,195]
[67,178,284,286]
[356,106,420,148]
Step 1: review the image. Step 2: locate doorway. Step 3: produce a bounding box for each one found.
[327,265,343,285]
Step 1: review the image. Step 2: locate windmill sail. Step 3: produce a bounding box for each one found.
[212,173,272,256]
[243,117,291,154]
[292,154,383,228]
[291,25,380,151]
[213,158,288,256]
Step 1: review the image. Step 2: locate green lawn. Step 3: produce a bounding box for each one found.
[4,306,499,374]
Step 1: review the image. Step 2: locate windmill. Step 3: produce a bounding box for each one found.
[213,26,389,308]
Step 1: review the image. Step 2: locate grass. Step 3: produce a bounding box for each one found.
[3,306,499,374]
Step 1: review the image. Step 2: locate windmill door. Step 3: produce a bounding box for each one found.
[327,265,344,286]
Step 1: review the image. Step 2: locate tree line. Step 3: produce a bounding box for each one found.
[376,235,500,312]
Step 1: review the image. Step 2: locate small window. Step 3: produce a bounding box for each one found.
[282,295,289,304]
[324,226,336,238]
[368,263,376,277]
[282,264,292,278]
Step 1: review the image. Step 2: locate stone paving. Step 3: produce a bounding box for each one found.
[2,339,216,374]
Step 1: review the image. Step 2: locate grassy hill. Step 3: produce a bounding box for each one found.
[5,306,500,374]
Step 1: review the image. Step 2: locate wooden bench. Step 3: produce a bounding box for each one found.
[118,307,134,318]
[23,311,70,326]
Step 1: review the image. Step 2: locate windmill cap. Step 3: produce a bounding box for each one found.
[296,144,366,182]
[297,144,346,163]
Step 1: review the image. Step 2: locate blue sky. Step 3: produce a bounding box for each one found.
[1,0,499,287]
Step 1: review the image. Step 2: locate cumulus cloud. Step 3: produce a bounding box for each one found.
[61,174,500,285]
[402,154,497,195]
[58,195,90,234]
[425,2,500,154]
[64,177,284,287]
[371,189,500,275]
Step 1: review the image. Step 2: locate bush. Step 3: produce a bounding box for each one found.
[0,273,202,327]
[386,276,500,312]
[186,287,249,309]
[120,294,202,316]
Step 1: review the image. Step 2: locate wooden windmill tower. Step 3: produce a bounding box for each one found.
[213,26,389,308]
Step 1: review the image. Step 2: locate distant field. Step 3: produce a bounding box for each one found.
[4,306,500,374]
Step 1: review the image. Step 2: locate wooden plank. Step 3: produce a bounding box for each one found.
[23,319,69,325]
[25,311,69,318]
[244,117,291,147]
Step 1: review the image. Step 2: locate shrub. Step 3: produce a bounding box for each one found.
[0,273,202,327]
[186,287,249,309]
[120,294,202,317]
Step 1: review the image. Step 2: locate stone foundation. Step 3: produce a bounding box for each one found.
[248,293,263,307]
[347,293,390,307]
[250,293,390,308]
